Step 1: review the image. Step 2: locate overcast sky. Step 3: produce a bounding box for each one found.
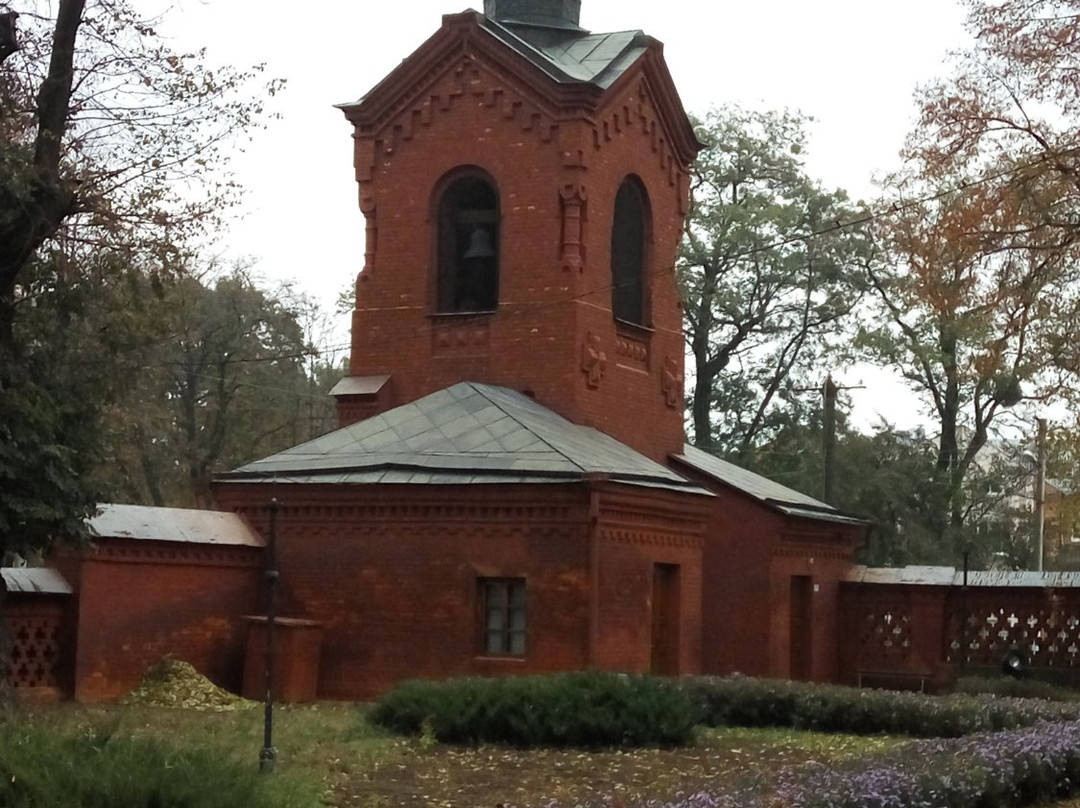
[139,0,972,428]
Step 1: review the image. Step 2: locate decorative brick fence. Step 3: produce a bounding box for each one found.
[840,567,1080,690]
[1,568,72,697]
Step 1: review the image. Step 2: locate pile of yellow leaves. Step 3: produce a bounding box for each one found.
[122,657,256,712]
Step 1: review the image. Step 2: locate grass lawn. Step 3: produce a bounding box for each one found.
[15,701,904,807]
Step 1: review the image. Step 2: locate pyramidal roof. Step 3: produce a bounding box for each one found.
[220,382,709,494]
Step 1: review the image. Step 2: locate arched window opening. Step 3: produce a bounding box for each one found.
[436,175,499,313]
[610,178,648,326]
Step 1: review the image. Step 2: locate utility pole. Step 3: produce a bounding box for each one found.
[1035,418,1047,572]
[820,374,864,505]
[823,375,839,505]
[792,374,863,505]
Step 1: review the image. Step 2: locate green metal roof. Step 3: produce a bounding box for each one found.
[220,382,711,495]
[673,444,870,527]
[341,11,656,111]
[845,566,1080,588]
[480,19,655,90]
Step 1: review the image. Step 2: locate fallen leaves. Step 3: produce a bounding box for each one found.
[335,727,904,808]
[121,656,256,712]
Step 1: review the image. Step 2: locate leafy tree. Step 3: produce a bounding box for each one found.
[864,161,1080,557]
[1,0,277,349]
[850,0,1080,563]
[745,411,1033,568]
[0,0,279,553]
[1036,421,1080,568]
[678,107,871,458]
[0,248,142,561]
[911,0,1080,223]
[91,270,336,507]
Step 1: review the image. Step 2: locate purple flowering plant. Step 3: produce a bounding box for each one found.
[547,720,1080,808]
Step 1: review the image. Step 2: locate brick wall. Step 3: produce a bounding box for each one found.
[769,528,858,683]
[673,461,863,682]
[215,479,708,699]
[339,15,694,463]
[840,581,1080,689]
[592,486,705,675]
[54,542,261,702]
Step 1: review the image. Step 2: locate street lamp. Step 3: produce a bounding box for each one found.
[259,497,280,774]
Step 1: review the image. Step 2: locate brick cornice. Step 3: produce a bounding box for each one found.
[343,15,599,135]
[263,501,577,525]
[773,541,855,562]
[342,12,697,169]
[85,540,262,568]
[600,526,703,550]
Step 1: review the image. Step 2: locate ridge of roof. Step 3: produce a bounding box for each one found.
[220,382,709,495]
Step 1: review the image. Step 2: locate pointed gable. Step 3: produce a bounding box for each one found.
[338,10,698,167]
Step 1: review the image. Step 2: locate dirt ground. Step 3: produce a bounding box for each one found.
[334,728,900,808]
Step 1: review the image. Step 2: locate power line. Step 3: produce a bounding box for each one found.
[67,146,1078,406]
[320,146,1071,358]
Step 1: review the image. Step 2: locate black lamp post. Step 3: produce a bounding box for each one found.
[259,497,280,774]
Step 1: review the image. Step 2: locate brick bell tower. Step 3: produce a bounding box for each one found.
[332,1,700,463]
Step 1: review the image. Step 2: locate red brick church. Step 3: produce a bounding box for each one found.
[210,0,867,699]
[4,0,871,701]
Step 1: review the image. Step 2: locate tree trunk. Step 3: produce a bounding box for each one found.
[0,576,10,709]
[691,365,715,452]
[0,0,85,353]
[0,0,85,702]
[0,12,17,65]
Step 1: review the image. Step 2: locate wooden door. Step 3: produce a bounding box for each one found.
[789,575,813,680]
[650,563,680,675]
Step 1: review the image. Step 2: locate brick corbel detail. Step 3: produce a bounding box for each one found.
[661,356,683,408]
[360,189,377,270]
[358,55,562,172]
[590,79,688,202]
[559,184,587,273]
[581,332,607,389]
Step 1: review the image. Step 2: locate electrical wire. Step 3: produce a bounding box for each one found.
[72,145,1080,404]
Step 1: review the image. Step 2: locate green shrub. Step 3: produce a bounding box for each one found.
[955,674,1080,701]
[369,671,696,748]
[0,718,321,808]
[680,675,1080,738]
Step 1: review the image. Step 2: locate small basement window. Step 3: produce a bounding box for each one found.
[436,174,499,313]
[480,577,526,655]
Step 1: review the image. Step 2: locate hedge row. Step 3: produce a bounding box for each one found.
[369,671,696,748]
[680,675,1080,737]
[371,672,1080,749]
